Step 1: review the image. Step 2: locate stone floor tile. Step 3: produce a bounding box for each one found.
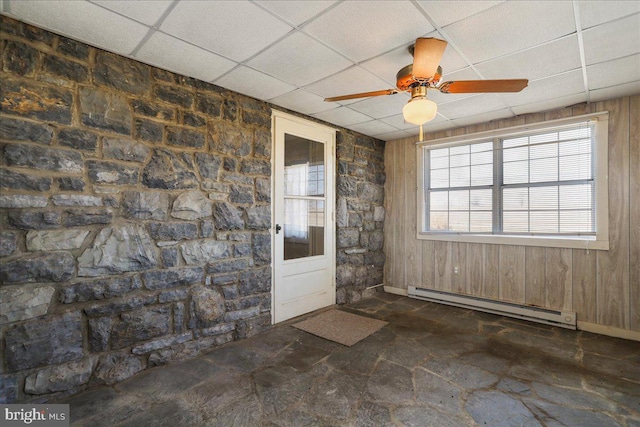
[202,339,273,371]
[582,352,640,382]
[380,337,431,368]
[422,356,499,390]
[60,387,119,423]
[254,365,316,417]
[263,409,335,427]
[394,405,472,427]
[414,368,464,413]
[507,357,585,389]
[456,351,512,374]
[115,400,203,427]
[354,401,393,427]
[365,360,414,404]
[523,397,623,427]
[465,390,542,427]
[531,381,619,412]
[50,294,639,426]
[496,377,532,396]
[269,340,332,372]
[201,393,262,426]
[301,370,367,421]
[182,370,253,417]
[115,357,219,397]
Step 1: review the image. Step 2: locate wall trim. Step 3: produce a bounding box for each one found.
[577,321,640,342]
[383,286,408,296]
[383,288,640,342]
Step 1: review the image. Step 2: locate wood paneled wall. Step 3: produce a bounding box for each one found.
[384,96,640,333]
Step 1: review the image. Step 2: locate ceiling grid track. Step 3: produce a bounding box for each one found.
[572,0,591,104]
[128,0,180,57]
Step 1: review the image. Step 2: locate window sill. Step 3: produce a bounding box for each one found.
[417,232,609,250]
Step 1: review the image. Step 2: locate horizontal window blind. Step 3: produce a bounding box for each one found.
[423,120,595,236]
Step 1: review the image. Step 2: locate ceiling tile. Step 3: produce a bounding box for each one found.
[375,130,413,141]
[422,119,459,134]
[437,94,508,120]
[503,69,585,107]
[587,54,640,90]
[256,0,337,27]
[303,1,434,63]
[347,92,411,120]
[359,45,415,87]
[247,32,352,87]
[136,32,236,82]
[445,1,575,64]
[582,14,640,65]
[450,108,514,127]
[381,112,448,130]
[578,1,640,29]
[348,120,397,137]
[510,93,588,116]
[476,35,581,81]
[214,66,296,100]
[590,81,640,102]
[269,89,337,115]
[416,0,504,28]
[312,107,372,127]
[160,0,292,62]
[91,0,173,26]
[305,66,395,103]
[5,0,149,55]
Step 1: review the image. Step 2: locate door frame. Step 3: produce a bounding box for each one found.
[270,110,337,324]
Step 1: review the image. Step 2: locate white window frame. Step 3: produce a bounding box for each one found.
[416,112,609,250]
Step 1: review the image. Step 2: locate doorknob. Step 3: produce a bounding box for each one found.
[275,224,282,234]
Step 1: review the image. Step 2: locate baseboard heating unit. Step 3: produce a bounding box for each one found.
[408,286,577,329]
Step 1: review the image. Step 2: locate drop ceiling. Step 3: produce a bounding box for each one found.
[2,0,639,141]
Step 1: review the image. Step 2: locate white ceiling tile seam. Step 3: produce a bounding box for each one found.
[572,0,591,104]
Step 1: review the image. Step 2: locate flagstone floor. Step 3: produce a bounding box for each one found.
[60,292,640,426]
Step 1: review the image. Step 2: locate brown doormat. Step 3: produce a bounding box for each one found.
[292,309,388,346]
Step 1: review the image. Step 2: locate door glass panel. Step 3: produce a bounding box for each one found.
[284,135,325,197]
[284,199,325,260]
[283,133,325,260]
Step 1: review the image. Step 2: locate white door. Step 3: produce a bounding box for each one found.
[272,112,336,323]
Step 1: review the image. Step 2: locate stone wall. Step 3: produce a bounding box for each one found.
[0,15,385,404]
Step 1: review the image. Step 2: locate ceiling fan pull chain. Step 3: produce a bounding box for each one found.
[419,124,424,142]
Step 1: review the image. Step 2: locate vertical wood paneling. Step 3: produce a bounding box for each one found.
[383,140,396,287]
[545,248,573,311]
[629,95,640,331]
[421,240,435,288]
[467,243,484,296]
[573,249,597,323]
[382,97,636,334]
[451,242,467,294]
[484,244,500,299]
[596,98,630,328]
[525,247,546,307]
[434,241,451,291]
[499,245,525,303]
[404,141,421,288]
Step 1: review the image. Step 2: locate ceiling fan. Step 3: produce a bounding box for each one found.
[325,38,528,140]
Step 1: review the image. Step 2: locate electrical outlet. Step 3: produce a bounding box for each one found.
[454,266,459,274]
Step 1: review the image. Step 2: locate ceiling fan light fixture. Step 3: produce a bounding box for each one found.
[402,96,437,125]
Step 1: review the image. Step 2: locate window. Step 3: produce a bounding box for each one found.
[418,113,609,249]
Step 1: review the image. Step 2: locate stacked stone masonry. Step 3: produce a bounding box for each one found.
[0,16,385,403]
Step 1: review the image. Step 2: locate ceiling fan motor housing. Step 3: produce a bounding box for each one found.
[396,64,442,90]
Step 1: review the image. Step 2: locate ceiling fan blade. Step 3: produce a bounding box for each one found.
[412,38,448,79]
[438,79,529,94]
[324,89,399,102]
